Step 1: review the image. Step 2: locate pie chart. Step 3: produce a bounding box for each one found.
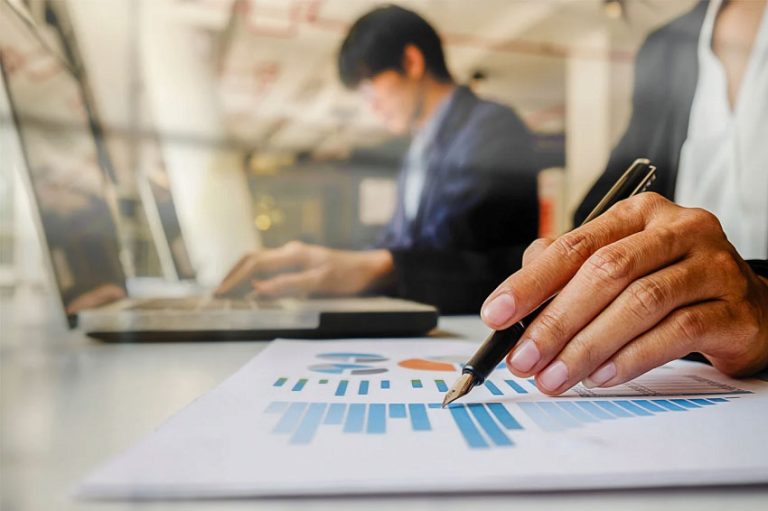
[317,353,388,363]
[398,356,465,372]
[398,356,506,372]
[309,353,389,375]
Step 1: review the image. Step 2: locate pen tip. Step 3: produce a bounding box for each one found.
[441,373,475,408]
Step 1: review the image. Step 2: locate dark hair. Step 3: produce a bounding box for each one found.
[338,4,453,89]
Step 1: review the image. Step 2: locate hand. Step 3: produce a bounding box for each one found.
[214,241,394,298]
[481,193,768,395]
[66,284,127,314]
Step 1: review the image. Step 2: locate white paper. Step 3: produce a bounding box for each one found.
[80,339,768,499]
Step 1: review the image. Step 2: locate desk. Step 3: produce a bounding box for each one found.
[1,287,767,510]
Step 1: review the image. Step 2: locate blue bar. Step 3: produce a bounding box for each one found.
[358,380,369,395]
[324,403,346,424]
[335,380,348,397]
[468,403,513,446]
[504,380,528,394]
[528,378,537,388]
[381,380,390,389]
[633,400,667,413]
[427,403,442,408]
[435,380,448,392]
[653,399,686,411]
[408,403,431,431]
[671,399,701,409]
[519,402,563,431]
[265,401,289,413]
[449,405,489,448]
[556,401,598,423]
[706,398,728,403]
[411,379,423,389]
[538,402,582,428]
[595,401,633,418]
[291,403,327,444]
[273,402,307,434]
[292,379,308,392]
[486,403,524,430]
[343,403,366,433]
[574,401,615,420]
[615,400,653,417]
[273,377,287,387]
[389,403,406,418]
[367,404,387,434]
[690,398,716,406]
[484,381,503,396]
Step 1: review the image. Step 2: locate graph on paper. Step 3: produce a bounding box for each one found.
[81,339,768,499]
[265,397,737,449]
[262,347,752,450]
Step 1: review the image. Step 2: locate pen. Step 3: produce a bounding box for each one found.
[442,158,657,407]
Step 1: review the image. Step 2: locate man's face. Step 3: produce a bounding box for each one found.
[359,69,421,135]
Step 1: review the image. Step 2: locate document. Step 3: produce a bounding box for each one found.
[80,339,768,499]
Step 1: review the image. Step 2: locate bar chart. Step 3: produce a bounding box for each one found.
[265,400,523,448]
[265,396,734,449]
[516,397,733,432]
[272,374,750,398]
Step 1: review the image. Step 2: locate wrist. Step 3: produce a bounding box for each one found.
[360,250,395,292]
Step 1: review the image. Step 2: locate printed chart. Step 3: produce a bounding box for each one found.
[81,339,768,499]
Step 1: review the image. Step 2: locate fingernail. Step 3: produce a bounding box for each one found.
[583,362,616,389]
[539,360,568,392]
[481,293,515,326]
[509,339,540,372]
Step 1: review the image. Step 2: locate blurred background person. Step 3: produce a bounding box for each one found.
[216,4,541,313]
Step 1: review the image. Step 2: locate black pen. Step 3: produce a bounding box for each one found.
[442,158,657,407]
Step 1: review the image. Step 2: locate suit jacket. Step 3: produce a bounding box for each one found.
[377,86,540,313]
[574,1,768,277]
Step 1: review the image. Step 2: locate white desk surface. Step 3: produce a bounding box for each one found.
[2,287,766,510]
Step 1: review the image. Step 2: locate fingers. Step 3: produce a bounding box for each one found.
[252,268,325,298]
[481,194,664,330]
[215,242,307,296]
[216,253,260,296]
[586,301,732,389]
[521,238,554,267]
[218,253,252,290]
[528,254,727,394]
[504,226,688,378]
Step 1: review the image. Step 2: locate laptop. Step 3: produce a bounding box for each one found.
[0,3,438,341]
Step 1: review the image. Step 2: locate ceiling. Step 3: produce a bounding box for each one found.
[179,0,697,157]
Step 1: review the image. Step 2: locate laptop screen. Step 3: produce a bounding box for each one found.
[0,4,127,318]
[139,137,196,281]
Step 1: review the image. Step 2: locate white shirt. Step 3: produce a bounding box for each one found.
[402,90,456,222]
[675,0,768,259]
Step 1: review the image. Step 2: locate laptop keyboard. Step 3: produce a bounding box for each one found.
[126,297,283,311]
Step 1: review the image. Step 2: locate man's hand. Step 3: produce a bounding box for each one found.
[215,241,394,298]
[481,193,768,395]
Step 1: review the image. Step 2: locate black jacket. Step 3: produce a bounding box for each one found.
[574,1,767,277]
[379,86,540,313]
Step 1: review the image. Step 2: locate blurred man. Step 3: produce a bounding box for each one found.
[482,0,768,393]
[217,5,540,313]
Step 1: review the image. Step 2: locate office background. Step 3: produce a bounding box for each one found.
[0,0,696,290]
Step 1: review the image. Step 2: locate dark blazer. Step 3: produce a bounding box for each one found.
[574,1,767,276]
[377,85,540,313]
[575,1,707,224]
